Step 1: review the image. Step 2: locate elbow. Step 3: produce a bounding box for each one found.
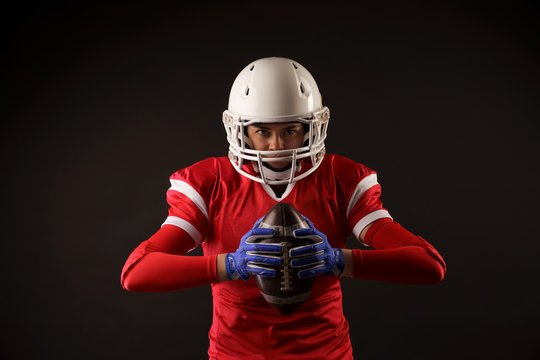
[423,259,446,284]
[426,261,446,284]
[120,270,145,292]
[421,246,447,284]
[121,272,151,292]
[120,276,136,292]
[120,253,149,292]
[415,248,446,284]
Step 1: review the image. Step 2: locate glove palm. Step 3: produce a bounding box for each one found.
[289,216,344,278]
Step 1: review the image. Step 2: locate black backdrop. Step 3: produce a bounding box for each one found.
[3,1,539,359]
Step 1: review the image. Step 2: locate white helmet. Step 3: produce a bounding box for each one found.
[222,57,330,185]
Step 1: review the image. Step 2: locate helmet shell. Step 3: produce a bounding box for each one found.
[228,57,323,119]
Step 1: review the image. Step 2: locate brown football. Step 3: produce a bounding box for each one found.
[253,203,317,315]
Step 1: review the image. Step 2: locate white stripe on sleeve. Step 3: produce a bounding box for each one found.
[162,216,203,245]
[346,174,379,218]
[169,179,209,219]
[352,209,393,243]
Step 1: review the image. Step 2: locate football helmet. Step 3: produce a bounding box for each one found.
[222,57,330,185]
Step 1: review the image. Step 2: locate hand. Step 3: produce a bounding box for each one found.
[289,216,345,278]
[225,217,283,281]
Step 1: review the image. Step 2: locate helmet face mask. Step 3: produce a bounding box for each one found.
[222,57,330,185]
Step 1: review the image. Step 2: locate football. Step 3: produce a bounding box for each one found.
[253,203,317,315]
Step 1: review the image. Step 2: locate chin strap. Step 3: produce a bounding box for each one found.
[253,161,302,182]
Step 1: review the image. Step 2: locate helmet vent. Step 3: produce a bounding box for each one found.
[299,82,305,94]
[292,63,298,69]
[250,64,255,71]
[245,87,250,96]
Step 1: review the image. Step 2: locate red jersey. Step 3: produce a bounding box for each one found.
[163,154,391,359]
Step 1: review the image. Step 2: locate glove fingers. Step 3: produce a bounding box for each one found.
[290,253,325,268]
[243,242,283,253]
[293,228,316,237]
[289,241,325,257]
[297,263,326,279]
[250,228,275,236]
[293,229,327,244]
[243,231,276,244]
[247,263,277,278]
[245,252,282,266]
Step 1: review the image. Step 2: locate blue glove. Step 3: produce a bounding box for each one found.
[225,217,283,281]
[289,216,345,279]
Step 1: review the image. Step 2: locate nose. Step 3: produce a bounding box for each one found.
[267,133,284,151]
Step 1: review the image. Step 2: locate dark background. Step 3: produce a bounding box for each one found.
[3,0,539,359]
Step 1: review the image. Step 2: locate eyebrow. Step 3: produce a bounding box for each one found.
[251,123,302,130]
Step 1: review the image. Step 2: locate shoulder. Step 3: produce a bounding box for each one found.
[170,157,230,180]
[321,154,376,181]
[169,156,232,192]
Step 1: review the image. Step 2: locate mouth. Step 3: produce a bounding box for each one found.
[261,153,284,160]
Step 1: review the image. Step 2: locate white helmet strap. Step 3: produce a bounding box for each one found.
[253,161,302,182]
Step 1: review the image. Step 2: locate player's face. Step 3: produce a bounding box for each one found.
[247,122,305,169]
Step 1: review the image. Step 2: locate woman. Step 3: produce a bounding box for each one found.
[121,57,446,359]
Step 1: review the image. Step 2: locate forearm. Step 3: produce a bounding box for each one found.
[122,252,220,291]
[121,225,230,292]
[342,218,446,284]
[343,247,445,284]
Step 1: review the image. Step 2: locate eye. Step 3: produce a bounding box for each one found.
[285,129,297,135]
[256,129,268,136]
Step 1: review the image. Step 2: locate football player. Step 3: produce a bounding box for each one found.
[121,57,446,359]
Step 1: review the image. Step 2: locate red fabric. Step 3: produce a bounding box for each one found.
[121,225,218,291]
[121,155,444,359]
[180,156,372,359]
[124,155,383,359]
[364,217,393,241]
[352,219,446,283]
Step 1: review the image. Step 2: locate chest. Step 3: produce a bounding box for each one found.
[203,177,350,254]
